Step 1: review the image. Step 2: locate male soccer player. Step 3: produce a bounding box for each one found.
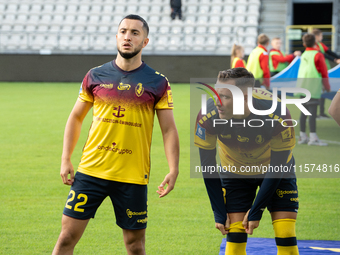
[329,89,340,126]
[296,33,330,146]
[52,15,179,255]
[246,34,270,89]
[313,29,340,119]
[195,68,299,255]
[269,37,301,77]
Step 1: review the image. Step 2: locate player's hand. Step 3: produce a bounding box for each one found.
[242,209,260,235]
[156,171,178,198]
[215,216,230,235]
[293,51,301,56]
[323,87,331,93]
[60,159,75,185]
[336,59,340,64]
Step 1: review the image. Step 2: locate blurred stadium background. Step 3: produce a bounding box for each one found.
[0,0,339,82]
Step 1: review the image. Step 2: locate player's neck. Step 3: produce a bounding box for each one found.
[233,107,251,120]
[115,54,143,72]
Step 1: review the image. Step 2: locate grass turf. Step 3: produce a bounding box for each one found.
[0,82,339,254]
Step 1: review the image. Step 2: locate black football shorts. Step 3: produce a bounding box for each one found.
[63,172,148,230]
[221,174,299,214]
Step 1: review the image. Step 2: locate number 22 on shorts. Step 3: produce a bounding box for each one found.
[65,190,88,212]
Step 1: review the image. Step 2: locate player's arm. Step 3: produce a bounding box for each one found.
[235,59,246,68]
[199,148,229,234]
[243,150,291,234]
[156,109,180,198]
[322,42,340,63]
[315,53,331,92]
[61,100,93,185]
[328,90,340,126]
[272,53,294,65]
[260,52,270,89]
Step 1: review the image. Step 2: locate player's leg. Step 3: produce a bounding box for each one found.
[271,212,299,255]
[226,212,248,255]
[298,99,308,144]
[222,176,258,255]
[308,102,327,145]
[268,177,299,255]
[53,172,108,254]
[122,228,146,255]
[52,216,89,255]
[110,181,148,255]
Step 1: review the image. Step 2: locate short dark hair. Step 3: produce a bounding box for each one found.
[258,33,269,46]
[119,14,149,36]
[302,33,315,47]
[217,68,255,87]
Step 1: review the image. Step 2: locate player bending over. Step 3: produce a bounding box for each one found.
[195,68,299,255]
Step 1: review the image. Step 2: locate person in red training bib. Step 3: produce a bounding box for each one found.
[231,44,246,68]
[246,34,270,89]
[295,33,331,146]
[313,29,340,119]
[269,37,301,77]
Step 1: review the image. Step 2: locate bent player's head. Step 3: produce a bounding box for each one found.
[302,33,315,48]
[257,33,269,48]
[312,29,323,43]
[215,68,255,120]
[116,14,149,59]
[271,37,281,50]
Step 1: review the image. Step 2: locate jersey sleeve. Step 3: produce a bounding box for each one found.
[321,42,329,52]
[235,59,246,68]
[194,102,218,150]
[78,71,94,103]
[155,80,174,110]
[259,52,270,88]
[270,109,296,152]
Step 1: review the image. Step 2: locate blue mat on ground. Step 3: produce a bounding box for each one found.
[219,238,340,254]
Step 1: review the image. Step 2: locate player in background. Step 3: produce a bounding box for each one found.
[52,15,179,255]
[231,44,246,68]
[195,68,299,255]
[246,34,270,89]
[328,89,340,126]
[295,33,331,146]
[269,37,301,77]
[312,29,340,119]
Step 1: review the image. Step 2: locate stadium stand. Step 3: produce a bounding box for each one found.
[0,0,260,55]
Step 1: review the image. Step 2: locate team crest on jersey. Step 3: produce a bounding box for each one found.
[118,83,131,90]
[135,83,144,97]
[196,124,206,140]
[255,135,264,144]
[237,135,249,142]
[100,83,113,89]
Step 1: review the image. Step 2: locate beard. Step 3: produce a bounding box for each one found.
[117,42,143,59]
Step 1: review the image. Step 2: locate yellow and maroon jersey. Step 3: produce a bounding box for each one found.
[194,88,295,175]
[77,60,173,185]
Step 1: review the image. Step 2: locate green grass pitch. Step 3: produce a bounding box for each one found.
[0,82,339,254]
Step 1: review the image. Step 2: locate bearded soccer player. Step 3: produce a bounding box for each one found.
[195,68,299,255]
[52,15,179,255]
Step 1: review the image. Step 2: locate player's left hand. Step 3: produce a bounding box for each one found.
[156,171,178,198]
[336,59,340,64]
[242,209,260,235]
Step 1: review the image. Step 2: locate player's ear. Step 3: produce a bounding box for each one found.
[142,37,149,48]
